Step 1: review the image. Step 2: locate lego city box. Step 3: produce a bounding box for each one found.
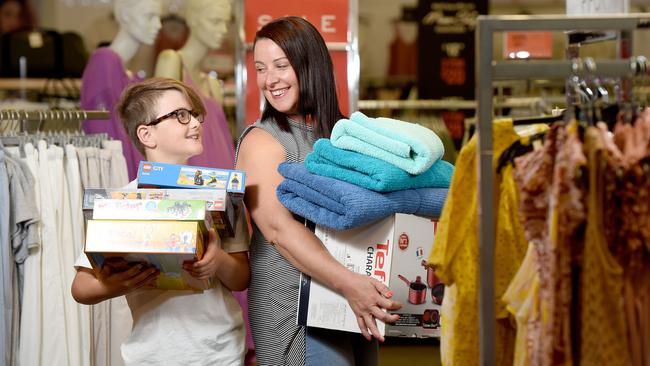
[136,161,245,204]
[82,188,236,238]
[297,213,440,338]
[84,220,211,291]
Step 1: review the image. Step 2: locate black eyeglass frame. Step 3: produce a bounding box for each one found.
[145,108,204,126]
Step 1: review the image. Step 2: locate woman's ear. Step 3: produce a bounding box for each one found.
[136,124,157,150]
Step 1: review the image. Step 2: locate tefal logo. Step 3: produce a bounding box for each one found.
[373,240,390,282]
[398,232,409,250]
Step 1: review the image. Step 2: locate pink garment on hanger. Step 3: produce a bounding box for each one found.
[183,68,235,169]
[80,47,145,180]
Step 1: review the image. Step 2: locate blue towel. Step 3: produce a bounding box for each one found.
[305,139,454,192]
[276,162,448,230]
[330,111,444,175]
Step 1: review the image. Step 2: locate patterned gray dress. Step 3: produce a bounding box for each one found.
[235,118,315,366]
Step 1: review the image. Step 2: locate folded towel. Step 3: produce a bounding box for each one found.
[277,162,448,230]
[305,139,454,192]
[330,111,444,175]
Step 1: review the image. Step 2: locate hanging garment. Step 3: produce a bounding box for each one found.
[428,120,525,366]
[19,142,43,366]
[3,148,40,366]
[38,141,70,365]
[101,140,129,188]
[578,127,629,366]
[514,123,586,366]
[0,148,11,366]
[65,144,91,364]
[613,110,650,366]
[503,243,540,366]
[80,47,145,180]
[428,119,542,366]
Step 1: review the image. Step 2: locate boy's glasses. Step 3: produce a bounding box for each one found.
[146,108,204,126]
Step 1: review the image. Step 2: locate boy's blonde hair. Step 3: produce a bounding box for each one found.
[117,77,206,155]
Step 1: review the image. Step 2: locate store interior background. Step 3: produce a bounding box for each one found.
[2,1,650,365]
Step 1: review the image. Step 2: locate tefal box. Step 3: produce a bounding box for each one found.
[85,220,211,291]
[136,161,245,204]
[82,188,235,238]
[297,213,441,337]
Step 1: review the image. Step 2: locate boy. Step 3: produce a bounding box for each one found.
[71,77,250,365]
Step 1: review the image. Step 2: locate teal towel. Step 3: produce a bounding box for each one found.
[305,139,454,192]
[330,111,444,175]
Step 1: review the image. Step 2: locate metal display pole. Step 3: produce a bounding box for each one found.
[476,13,650,366]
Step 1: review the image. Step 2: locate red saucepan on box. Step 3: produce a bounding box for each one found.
[421,260,444,305]
[398,274,427,305]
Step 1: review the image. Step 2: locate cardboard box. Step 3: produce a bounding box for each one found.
[136,161,245,205]
[93,199,214,229]
[297,214,440,338]
[83,188,236,238]
[85,220,210,291]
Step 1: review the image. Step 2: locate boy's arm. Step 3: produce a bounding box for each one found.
[71,262,159,305]
[184,228,250,291]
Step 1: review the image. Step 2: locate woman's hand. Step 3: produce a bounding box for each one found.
[340,272,402,342]
[184,228,223,280]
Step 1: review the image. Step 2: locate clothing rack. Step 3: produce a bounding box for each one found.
[357,97,548,111]
[476,13,650,366]
[0,108,110,122]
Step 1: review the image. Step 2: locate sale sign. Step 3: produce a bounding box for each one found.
[241,0,351,127]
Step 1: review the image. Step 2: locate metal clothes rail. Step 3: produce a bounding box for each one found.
[0,109,110,122]
[475,13,650,366]
[357,97,548,111]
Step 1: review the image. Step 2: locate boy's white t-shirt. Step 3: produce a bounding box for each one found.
[75,180,249,365]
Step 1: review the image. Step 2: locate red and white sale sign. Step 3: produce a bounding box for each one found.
[242,0,351,126]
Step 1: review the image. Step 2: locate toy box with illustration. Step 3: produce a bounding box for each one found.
[85,220,210,291]
[82,188,235,238]
[297,213,440,338]
[93,199,214,228]
[136,161,245,203]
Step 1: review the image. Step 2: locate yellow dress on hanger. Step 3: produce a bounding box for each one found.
[429,119,547,366]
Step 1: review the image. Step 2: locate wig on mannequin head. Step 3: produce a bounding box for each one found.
[184,0,231,50]
[254,16,344,139]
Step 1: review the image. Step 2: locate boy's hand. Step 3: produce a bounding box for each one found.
[98,258,160,297]
[183,228,223,280]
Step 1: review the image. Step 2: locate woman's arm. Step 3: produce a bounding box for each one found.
[237,128,401,341]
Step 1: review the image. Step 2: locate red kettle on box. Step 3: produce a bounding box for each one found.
[398,274,427,305]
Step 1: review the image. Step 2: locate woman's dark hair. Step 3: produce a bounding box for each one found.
[254,16,345,139]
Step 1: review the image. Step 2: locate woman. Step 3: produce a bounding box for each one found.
[236,16,402,366]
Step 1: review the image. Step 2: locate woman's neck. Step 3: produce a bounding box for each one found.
[178,36,207,73]
[109,28,140,64]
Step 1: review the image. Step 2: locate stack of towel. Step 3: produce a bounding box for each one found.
[276,112,454,230]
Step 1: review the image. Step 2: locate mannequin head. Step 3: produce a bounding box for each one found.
[185,0,231,50]
[0,0,35,34]
[114,0,162,45]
